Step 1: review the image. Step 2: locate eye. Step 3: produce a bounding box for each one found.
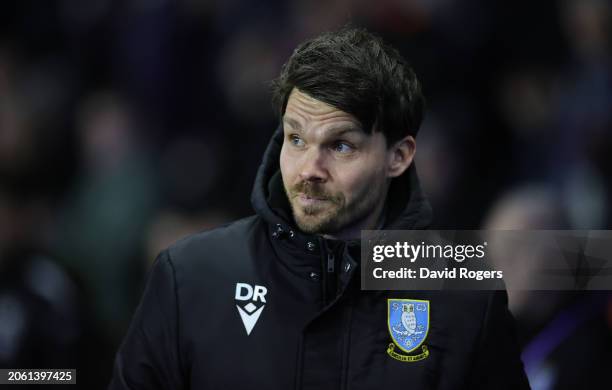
[333,141,354,154]
[289,135,305,148]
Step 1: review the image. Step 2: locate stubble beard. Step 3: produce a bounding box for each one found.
[285,180,385,235]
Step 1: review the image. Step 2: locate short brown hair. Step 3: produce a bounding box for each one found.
[271,26,425,145]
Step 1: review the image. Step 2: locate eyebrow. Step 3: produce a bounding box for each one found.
[327,127,363,137]
[283,117,302,131]
[283,117,363,136]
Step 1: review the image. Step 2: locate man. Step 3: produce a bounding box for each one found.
[109,27,529,389]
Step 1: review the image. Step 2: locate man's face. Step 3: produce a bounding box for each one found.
[280,88,393,235]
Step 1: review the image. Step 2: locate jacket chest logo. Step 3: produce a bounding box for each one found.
[235,282,267,335]
[387,299,430,362]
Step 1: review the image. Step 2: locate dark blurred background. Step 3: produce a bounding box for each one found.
[0,0,611,389]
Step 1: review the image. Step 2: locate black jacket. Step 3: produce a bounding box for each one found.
[109,126,530,389]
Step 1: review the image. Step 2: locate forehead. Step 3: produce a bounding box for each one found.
[283,89,362,131]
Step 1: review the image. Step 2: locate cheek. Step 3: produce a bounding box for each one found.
[336,169,371,199]
[336,159,386,200]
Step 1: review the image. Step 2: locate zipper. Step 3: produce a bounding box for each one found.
[340,298,354,390]
[327,253,335,273]
[319,237,338,306]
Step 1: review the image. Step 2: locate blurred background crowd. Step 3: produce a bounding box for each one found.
[0,0,611,388]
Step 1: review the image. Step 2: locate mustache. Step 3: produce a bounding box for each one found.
[289,181,340,202]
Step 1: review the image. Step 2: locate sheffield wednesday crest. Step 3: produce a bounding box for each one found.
[387,299,430,362]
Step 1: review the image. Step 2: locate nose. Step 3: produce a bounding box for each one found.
[298,147,328,183]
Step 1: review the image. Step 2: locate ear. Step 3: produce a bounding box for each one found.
[387,135,416,178]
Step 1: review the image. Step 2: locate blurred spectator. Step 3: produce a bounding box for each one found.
[0,186,80,370]
[53,91,158,338]
[554,0,611,228]
[484,184,612,390]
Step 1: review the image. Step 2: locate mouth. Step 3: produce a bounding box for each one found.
[296,193,329,207]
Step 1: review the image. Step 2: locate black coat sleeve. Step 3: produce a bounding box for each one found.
[108,250,185,389]
[467,291,531,389]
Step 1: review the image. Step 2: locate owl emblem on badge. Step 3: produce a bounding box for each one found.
[392,303,422,337]
[387,299,430,362]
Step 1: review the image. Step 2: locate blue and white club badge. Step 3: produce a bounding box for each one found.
[387,299,430,362]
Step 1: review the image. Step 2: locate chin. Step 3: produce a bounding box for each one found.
[296,213,346,235]
[295,214,329,234]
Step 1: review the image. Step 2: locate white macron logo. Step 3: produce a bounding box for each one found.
[235,282,267,335]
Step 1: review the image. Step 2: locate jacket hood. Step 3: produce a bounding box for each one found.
[251,124,433,239]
